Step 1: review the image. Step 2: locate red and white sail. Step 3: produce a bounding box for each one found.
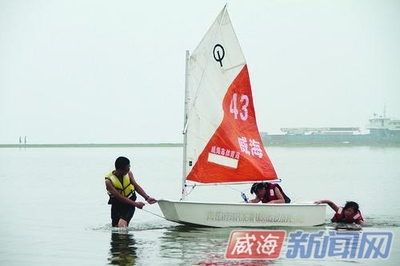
[184,5,277,184]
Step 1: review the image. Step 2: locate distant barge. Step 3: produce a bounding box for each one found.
[261,114,400,145]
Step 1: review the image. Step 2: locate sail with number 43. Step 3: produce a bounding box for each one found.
[184,6,276,184]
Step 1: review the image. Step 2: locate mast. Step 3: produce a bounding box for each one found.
[181,50,190,200]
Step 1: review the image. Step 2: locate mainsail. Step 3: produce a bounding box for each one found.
[184,5,277,184]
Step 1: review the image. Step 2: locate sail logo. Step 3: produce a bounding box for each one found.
[226,230,394,260]
[213,44,225,67]
[208,145,240,168]
[238,136,263,158]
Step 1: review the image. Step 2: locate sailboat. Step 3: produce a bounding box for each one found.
[157,5,326,227]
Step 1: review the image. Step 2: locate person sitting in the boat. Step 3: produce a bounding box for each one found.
[314,199,365,225]
[248,182,290,204]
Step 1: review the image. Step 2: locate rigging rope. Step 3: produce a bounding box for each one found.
[139,207,166,220]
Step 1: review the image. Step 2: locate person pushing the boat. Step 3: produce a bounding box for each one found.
[248,182,291,204]
[314,199,365,225]
[105,156,157,227]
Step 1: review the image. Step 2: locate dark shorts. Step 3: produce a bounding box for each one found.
[109,193,137,227]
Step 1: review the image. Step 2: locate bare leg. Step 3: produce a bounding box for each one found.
[118,218,128,227]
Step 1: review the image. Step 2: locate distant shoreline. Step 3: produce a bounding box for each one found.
[1,142,398,149]
[0,143,183,148]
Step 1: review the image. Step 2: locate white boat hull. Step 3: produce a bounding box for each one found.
[158,199,327,227]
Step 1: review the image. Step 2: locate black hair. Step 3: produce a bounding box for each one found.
[250,182,291,203]
[115,156,130,170]
[344,201,359,212]
[250,182,269,194]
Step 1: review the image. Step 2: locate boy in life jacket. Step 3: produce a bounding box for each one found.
[105,156,157,227]
[248,182,291,204]
[314,199,365,225]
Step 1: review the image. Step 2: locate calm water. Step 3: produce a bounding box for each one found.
[1,146,399,265]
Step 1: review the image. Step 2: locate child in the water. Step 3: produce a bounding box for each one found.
[314,199,365,225]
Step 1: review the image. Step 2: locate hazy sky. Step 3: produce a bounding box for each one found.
[1,0,399,144]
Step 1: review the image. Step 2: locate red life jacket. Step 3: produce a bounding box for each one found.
[331,207,364,223]
[261,183,278,203]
